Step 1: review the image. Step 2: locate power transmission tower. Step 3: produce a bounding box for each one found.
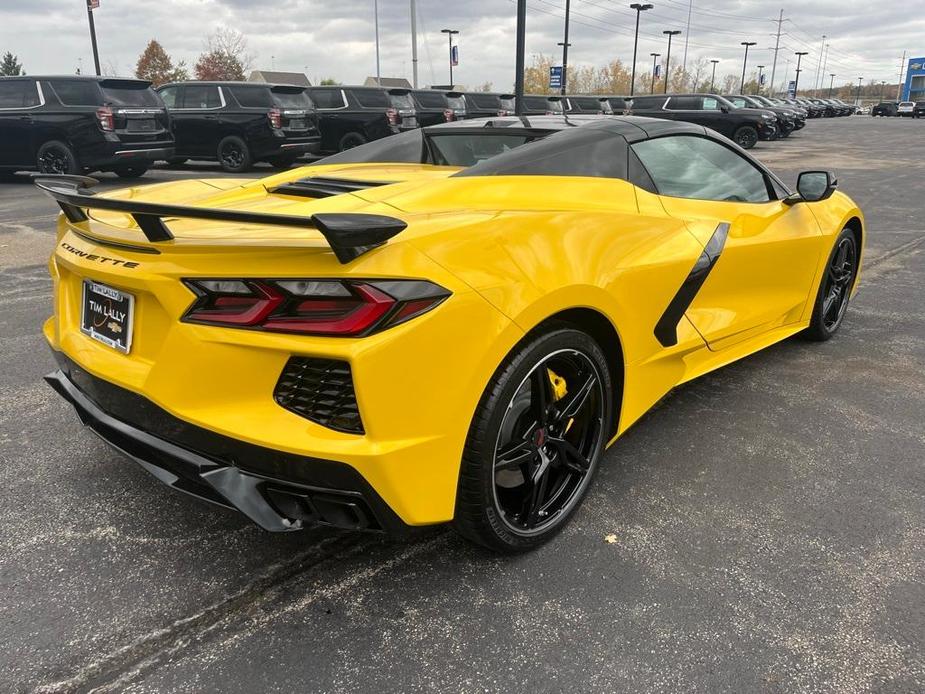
[768,10,783,96]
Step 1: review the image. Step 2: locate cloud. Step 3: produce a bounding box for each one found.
[0,0,918,91]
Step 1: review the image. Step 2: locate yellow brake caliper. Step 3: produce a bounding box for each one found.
[546,368,574,433]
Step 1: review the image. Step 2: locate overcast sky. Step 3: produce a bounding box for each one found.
[1,1,919,92]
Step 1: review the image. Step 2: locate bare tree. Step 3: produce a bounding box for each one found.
[206,27,254,72]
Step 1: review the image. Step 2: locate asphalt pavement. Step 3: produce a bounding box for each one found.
[1,117,923,693]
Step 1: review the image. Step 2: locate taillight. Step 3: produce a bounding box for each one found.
[96,106,114,132]
[182,279,450,337]
[386,107,399,125]
[444,108,455,122]
[268,108,282,129]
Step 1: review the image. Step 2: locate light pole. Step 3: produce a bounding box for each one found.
[879,80,886,101]
[756,65,765,94]
[663,30,681,94]
[793,51,808,95]
[829,73,836,97]
[855,76,863,105]
[441,28,459,86]
[740,41,756,93]
[650,52,660,94]
[709,59,719,92]
[85,0,101,76]
[629,3,653,96]
[374,0,381,82]
[514,0,526,115]
[559,0,572,95]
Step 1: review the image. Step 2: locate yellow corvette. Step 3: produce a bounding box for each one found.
[39,117,864,551]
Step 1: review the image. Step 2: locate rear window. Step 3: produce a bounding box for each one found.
[388,91,415,109]
[0,80,40,108]
[412,91,446,109]
[499,96,515,110]
[570,97,601,110]
[49,80,101,106]
[310,88,346,109]
[630,96,664,109]
[354,89,390,108]
[523,96,550,111]
[229,86,273,108]
[428,133,540,167]
[446,95,466,110]
[100,82,159,107]
[468,93,501,109]
[271,88,312,109]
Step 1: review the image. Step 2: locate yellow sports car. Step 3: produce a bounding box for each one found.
[39,117,864,552]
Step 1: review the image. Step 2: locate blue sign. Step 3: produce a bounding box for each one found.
[787,80,796,97]
[549,66,562,90]
[450,45,459,67]
[902,57,925,101]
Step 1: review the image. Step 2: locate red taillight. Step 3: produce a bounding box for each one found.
[182,279,450,337]
[385,107,399,125]
[443,108,455,122]
[96,106,114,132]
[268,108,282,129]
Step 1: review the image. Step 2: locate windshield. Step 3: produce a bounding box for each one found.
[389,92,415,110]
[428,133,541,166]
[272,89,313,109]
[100,83,160,107]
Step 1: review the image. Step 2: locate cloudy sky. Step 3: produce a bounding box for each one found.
[1,1,919,93]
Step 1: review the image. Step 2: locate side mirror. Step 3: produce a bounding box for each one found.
[784,170,837,205]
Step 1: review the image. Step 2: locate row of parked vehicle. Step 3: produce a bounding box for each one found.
[0,74,864,179]
[871,101,925,117]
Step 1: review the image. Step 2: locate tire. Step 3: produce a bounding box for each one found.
[217,136,252,173]
[113,165,149,179]
[36,140,80,175]
[267,154,299,170]
[779,123,794,138]
[338,132,367,152]
[802,227,859,342]
[733,125,758,149]
[453,327,612,552]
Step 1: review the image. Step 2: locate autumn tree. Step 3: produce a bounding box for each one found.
[135,40,188,86]
[194,27,252,81]
[319,77,340,85]
[0,52,23,76]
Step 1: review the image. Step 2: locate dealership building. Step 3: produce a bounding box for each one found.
[902,57,925,101]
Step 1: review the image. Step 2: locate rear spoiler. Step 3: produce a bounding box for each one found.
[33,174,407,264]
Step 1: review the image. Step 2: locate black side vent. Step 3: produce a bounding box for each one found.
[274,357,364,434]
[270,177,394,199]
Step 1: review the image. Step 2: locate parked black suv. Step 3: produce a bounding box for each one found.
[914,102,925,118]
[563,95,613,114]
[0,75,172,178]
[629,93,776,149]
[519,95,565,116]
[871,101,898,117]
[724,94,799,137]
[408,89,453,126]
[305,85,399,153]
[157,81,320,172]
[446,92,509,119]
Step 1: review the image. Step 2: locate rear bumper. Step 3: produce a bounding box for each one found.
[45,352,411,535]
[86,144,175,169]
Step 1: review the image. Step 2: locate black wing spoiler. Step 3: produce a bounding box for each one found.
[32,175,407,264]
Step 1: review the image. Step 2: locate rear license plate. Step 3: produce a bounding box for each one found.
[127,119,156,132]
[289,118,306,130]
[80,280,134,354]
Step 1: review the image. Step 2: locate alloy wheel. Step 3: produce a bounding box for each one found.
[821,236,857,331]
[39,147,69,174]
[220,143,245,169]
[491,349,605,535]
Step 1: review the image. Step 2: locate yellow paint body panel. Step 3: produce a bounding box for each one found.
[44,164,865,526]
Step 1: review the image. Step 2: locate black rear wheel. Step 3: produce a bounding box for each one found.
[733,125,758,149]
[454,328,612,552]
[217,136,252,173]
[37,141,80,175]
[113,165,149,179]
[338,132,367,152]
[803,228,859,341]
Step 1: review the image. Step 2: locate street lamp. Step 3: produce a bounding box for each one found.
[441,28,459,86]
[793,51,808,95]
[855,76,863,106]
[756,65,765,94]
[663,30,681,94]
[558,0,572,95]
[650,52,660,94]
[709,59,719,92]
[740,41,757,93]
[629,3,653,97]
[829,73,837,97]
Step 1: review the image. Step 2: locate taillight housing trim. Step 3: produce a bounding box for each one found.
[182,278,451,337]
[97,106,114,132]
[385,107,399,125]
[268,108,282,129]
